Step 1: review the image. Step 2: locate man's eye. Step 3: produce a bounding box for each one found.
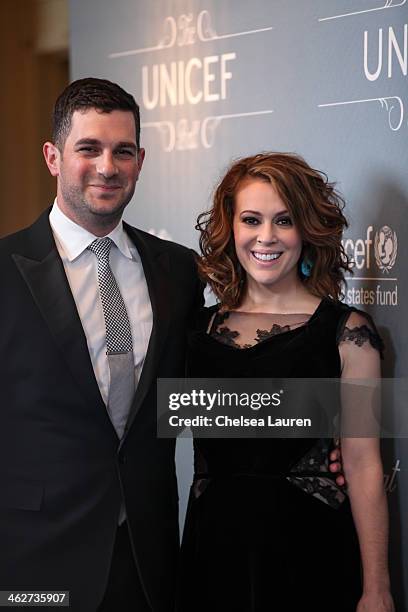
[78,147,96,153]
[117,149,135,156]
[242,217,260,225]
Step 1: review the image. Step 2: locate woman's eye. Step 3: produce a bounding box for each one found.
[276,216,293,226]
[242,217,260,225]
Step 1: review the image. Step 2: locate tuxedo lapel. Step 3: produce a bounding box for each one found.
[12,211,106,416]
[13,212,172,440]
[123,225,171,436]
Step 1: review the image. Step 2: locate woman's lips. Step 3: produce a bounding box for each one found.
[251,251,283,264]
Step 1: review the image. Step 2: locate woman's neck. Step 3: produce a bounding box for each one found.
[237,279,321,315]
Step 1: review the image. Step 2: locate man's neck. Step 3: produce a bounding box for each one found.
[55,199,122,237]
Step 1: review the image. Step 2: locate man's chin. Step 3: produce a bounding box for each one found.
[87,200,128,219]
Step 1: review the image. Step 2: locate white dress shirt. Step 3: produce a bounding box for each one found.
[49,200,153,406]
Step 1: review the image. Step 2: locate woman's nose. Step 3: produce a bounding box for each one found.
[256,223,277,245]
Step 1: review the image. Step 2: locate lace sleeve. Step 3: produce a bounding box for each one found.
[338,311,382,437]
[337,310,384,363]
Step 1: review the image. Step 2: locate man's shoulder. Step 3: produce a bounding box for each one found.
[0,209,52,257]
[0,224,35,257]
[0,224,39,282]
[124,223,196,259]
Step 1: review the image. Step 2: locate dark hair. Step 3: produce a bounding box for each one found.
[52,77,141,150]
[196,152,352,309]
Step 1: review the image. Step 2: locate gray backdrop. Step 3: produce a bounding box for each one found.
[70,0,408,606]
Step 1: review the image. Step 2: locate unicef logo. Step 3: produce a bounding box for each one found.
[374,226,398,273]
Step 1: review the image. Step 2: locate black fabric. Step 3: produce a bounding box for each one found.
[0,209,204,612]
[98,522,151,612]
[178,299,368,612]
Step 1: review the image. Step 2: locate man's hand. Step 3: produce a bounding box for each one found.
[329,442,345,487]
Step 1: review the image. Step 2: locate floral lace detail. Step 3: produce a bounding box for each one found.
[256,324,291,342]
[287,476,346,509]
[287,439,346,509]
[213,326,253,350]
[192,439,346,507]
[210,312,251,349]
[210,311,305,349]
[339,324,384,354]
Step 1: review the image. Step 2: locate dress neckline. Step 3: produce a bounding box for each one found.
[222,310,313,317]
[227,298,324,319]
[202,298,327,351]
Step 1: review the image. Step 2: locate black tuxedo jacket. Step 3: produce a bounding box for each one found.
[0,209,203,611]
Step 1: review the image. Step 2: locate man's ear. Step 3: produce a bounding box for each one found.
[43,142,61,177]
[137,147,145,172]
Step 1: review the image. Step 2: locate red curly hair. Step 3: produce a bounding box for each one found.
[196,152,352,309]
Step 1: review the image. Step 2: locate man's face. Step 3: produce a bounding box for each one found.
[44,108,144,234]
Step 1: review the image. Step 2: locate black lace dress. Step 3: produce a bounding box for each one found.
[177,298,383,612]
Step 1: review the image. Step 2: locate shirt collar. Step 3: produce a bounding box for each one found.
[49,199,136,262]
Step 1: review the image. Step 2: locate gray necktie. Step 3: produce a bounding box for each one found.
[88,237,135,439]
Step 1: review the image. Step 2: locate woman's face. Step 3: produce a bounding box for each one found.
[232,178,303,292]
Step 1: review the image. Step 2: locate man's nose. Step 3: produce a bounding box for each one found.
[96,151,119,178]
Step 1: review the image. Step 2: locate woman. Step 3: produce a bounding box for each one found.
[178,153,394,611]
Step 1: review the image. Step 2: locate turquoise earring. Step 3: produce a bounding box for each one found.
[300,256,313,277]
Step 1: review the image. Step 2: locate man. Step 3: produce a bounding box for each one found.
[0,78,202,611]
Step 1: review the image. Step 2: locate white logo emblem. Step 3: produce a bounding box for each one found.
[374,226,398,273]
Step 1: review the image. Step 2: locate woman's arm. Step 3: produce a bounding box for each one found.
[339,312,394,612]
